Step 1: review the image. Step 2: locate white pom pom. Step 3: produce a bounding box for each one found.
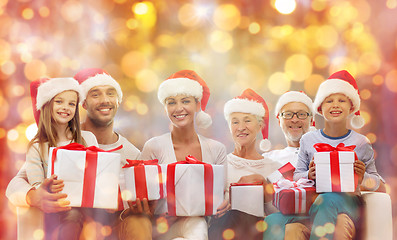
[309,126,317,131]
[196,111,212,129]
[260,139,271,152]
[351,115,365,129]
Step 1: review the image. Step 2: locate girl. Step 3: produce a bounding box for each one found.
[209,88,281,240]
[140,70,227,240]
[26,77,98,240]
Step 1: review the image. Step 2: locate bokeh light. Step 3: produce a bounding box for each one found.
[275,0,297,15]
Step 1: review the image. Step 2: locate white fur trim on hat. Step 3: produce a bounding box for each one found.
[350,115,365,129]
[80,73,123,103]
[223,98,265,120]
[275,91,314,117]
[158,78,203,104]
[196,111,212,129]
[259,139,271,152]
[313,79,360,115]
[36,78,82,110]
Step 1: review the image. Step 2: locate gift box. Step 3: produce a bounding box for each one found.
[267,162,295,183]
[229,183,264,217]
[122,159,166,202]
[166,155,224,216]
[47,143,121,209]
[313,143,359,193]
[273,179,317,215]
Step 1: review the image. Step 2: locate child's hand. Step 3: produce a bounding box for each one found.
[48,175,65,193]
[214,200,230,218]
[354,160,366,185]
[308,160,316,180]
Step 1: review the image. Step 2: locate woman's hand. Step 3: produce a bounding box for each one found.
[308,160,316,180]
[214,199,230,218]
[237,174,265,184]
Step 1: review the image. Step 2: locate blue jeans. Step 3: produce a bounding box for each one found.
[263,193,362,240]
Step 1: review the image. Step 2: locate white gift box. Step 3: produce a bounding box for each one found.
[48,145,121,209]
[230,184,264,217]
[267,162,295,183]
[166,163,224,216]
[122,162,166,202]
[314,151,357,193]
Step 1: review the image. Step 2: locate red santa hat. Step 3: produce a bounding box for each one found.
[223,88,271,152]
[275,91,316,130]
[157,70,212,129]
[74,68,123,103]
[313,70,364,129]
[32,77,82,125]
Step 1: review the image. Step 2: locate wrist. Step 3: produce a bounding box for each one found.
[26,187,37,207]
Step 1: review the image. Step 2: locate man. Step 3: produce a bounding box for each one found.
[6,68,149,240]
[263,91,356,240]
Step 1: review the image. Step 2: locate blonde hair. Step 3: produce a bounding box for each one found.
[28,94,86,158]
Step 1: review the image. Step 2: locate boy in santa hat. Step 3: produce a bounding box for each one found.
[263,70,385,240]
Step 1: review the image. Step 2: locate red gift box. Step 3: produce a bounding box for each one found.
[122,159,165,201]
[273,179,317,215]
[314,143,359,193]
[166,155,224,216]
[267,162,295,183]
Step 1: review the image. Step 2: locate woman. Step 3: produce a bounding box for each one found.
[140,70,227,240]
[208,88,281,240]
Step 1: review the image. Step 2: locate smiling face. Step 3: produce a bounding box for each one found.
[279,102,312,145]
[83,85,119,127]
[165,94,200,128]
[51,90,78,126]
[229,112,263,148]
[319,93,354,123]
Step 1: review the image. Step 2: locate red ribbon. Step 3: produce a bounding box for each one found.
[50,143,123,208]
[167,155,214,216]
[314,143,358,192]
[278,162,295,181]
[124,159,164,200]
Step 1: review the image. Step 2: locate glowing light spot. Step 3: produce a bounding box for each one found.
[358,52,381,75]
[133,2,149,15]
[121,51,147,78]
[324,222,335,234]
[265,183,275,195]
[360,89,371,100]
[385,70,397,92]
[156,217,169,234]
[372,75,384,85]
[24,59,47,81]
[121,190,132,201]
[126,18,139,30]
[33,229,44,239]
[12,85,25,97]
[362,176,377,189]
[135,69,159,93]
[386,0,397,9]
[182,30,206,52]
[178,4,206,27]
[61,0,83,23]
[26,124,38,141]
[366,132,377,144]
[209,30,233,53]
[22,8,34,20]
[314,225,326,237]
[136,103,148,115]
[82,221,103,239]
[285,54,313,82]
[275,0,297,15]
[1,61,16,75]
[248,22,261,34]
[39,6,50,17]
[0,39,12,62]
[213,4,241,31]
[7,129,19,141]
[268,72,291,95]
[316,25,338,48]
[101,226,112,237]
[304,74,324,96]
[312,0,327,11]
[360,110,370,125]
[256,220,268,232]
[222,229,235,239]
[0,128,6,139]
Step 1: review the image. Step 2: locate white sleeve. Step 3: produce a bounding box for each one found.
[139,138,159,161]
[82,131,99,147]
[6,163,33,207]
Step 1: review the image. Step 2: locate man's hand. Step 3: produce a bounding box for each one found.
[27,175,71,213]
[308,160,316,180]
[354,160,366,185]
[122,198,156,220]
[214,200,230,219]
[237,174,265,184]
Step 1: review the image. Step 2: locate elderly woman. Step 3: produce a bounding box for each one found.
[208,88,282,240]
[139,70,227,240]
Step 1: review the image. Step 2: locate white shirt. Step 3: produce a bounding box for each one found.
[262,146,300,167]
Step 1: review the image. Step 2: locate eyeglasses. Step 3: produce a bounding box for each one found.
[280,111,311,120]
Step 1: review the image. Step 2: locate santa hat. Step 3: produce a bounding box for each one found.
[313,70,364,129]
[74,68,123,103]
[32,77,82,124]
[275,91,316,130]
[158,70,212,129]
[223,88,271,152]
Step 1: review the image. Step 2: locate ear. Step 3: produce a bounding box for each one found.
[318,105,322,114]
[196,100,201,112]
[82,100,87,110]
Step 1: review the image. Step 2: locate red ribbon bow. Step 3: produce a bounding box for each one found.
[167,155,214,216]
[50,143,123,208]
[122,159,159,168]
[314,143,358,192]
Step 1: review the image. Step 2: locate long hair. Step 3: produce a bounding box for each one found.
[28,93,86,158]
